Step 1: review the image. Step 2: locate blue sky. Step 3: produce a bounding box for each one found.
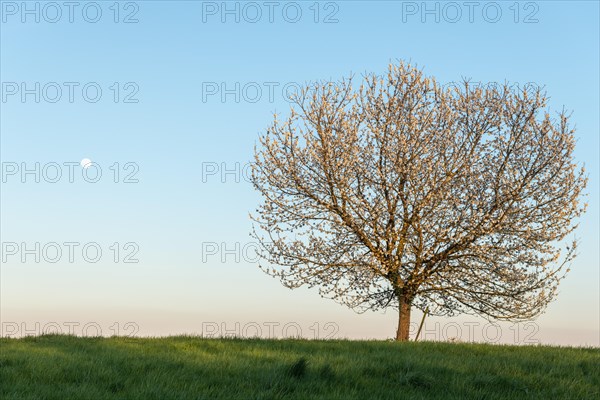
[1,1,598,344]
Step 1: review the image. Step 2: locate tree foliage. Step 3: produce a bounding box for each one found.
[251,62,587,340]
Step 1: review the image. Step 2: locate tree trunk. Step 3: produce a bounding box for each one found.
[395,295,412,341]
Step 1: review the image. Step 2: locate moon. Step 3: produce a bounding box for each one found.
[80,158,93,169]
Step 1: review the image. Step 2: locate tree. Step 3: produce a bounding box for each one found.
[250,62,587,341]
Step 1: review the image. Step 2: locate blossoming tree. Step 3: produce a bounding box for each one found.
[251,62,587,341]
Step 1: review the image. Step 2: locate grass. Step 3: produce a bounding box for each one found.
[0,335,598,399]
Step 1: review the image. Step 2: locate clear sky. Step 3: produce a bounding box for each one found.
[1,0,598,345]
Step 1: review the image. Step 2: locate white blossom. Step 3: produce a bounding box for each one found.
[250,62,588,341]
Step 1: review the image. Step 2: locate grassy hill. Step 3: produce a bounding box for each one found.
[1,335,598,399]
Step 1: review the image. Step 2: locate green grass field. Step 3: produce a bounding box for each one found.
[1,335,598,399]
